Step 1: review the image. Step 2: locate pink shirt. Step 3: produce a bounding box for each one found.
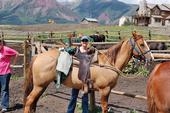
[0,46,18,75]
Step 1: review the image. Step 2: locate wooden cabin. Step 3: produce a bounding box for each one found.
[133,2,170,27]
[80,18,98,25]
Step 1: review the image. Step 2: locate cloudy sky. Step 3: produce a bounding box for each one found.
[57,0,170,4]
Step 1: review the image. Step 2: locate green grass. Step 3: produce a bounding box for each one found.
[11,75,21,80]
[0,25,168,41]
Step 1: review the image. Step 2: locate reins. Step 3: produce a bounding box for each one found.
[97,49,141,79]
[94,48,123,76]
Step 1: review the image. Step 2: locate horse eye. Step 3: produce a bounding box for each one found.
[140,44,145,47]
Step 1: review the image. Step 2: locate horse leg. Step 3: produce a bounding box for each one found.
[32,87,47,112]
[100,95,109,113]
[99,88,111,113]
[24,87,46,113]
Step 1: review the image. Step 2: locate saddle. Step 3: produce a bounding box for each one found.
[73,49,97,93]
[73,49,98,82]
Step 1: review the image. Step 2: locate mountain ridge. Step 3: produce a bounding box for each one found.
[0,0,137,25]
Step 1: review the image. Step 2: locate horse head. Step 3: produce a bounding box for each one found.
[131,31,154,62]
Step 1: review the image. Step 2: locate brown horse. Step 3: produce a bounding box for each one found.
[24,32,153,113]
[147,61,170,113]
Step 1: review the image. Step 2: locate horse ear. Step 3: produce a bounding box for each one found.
[132,31,137,39]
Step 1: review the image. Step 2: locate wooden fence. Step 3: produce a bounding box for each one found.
[1,30,170,78]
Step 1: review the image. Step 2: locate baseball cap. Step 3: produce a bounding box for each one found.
[81,36,89,41]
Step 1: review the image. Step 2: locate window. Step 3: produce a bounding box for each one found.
[155,18,161,23]
[161,11,166,16]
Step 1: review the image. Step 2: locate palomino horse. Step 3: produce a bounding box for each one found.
[24,32,153,113]
[147,61,170,113]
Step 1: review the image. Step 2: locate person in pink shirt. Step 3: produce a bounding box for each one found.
[0,40,18,113]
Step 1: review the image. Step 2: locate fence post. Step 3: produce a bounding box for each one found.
[31,36,36,56]
[118,31,121,40]
[49,31,53,39]
[1,31,4,39]
[1,32,4,42]
[149,30,151,40]
[23,39,29,77]
[89,91,96,113]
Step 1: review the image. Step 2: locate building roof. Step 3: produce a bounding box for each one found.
[162,4,170,10]
[136,3,170,11]
[147,4,156,9]
[81,18,98,22]
[157,4,170,11]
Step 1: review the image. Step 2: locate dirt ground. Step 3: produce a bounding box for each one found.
[7,75,149,113]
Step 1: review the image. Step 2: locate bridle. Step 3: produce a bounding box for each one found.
[129,37,151,61]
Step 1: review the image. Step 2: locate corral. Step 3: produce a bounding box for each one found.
[1,25,170,113]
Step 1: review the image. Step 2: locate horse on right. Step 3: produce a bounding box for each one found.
[147,61,170,113]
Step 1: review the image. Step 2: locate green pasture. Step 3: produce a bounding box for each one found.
[0,25,169,41]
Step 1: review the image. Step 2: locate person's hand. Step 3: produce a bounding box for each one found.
[87,47,95,54]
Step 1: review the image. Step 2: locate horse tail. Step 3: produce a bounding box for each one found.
[24,56,37,105]
[147,64,161,113]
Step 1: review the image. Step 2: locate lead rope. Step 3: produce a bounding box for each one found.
[94,48,122,76]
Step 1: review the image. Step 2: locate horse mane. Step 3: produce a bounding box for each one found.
[105,41,124,63]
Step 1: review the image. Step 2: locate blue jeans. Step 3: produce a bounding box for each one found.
[67,88,88,113]
[0,73,11,109]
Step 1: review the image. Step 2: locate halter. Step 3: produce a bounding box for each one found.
[129,37,151,61]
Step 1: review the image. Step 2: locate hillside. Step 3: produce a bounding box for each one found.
[0,0,137,25]
[74,0,137,24]
[0,0,79,25]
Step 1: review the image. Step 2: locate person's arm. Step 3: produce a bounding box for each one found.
[12,52,19,65]
[4,46,19,65]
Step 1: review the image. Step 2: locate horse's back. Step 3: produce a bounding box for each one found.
[147,62,170,113]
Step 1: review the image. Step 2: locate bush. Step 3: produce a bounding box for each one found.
[123,59,149,77]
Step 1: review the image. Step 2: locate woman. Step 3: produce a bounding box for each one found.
[0,40,19,112]
[67,35,95,113]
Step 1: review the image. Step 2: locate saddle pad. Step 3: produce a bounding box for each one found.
[56,50,72,75]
